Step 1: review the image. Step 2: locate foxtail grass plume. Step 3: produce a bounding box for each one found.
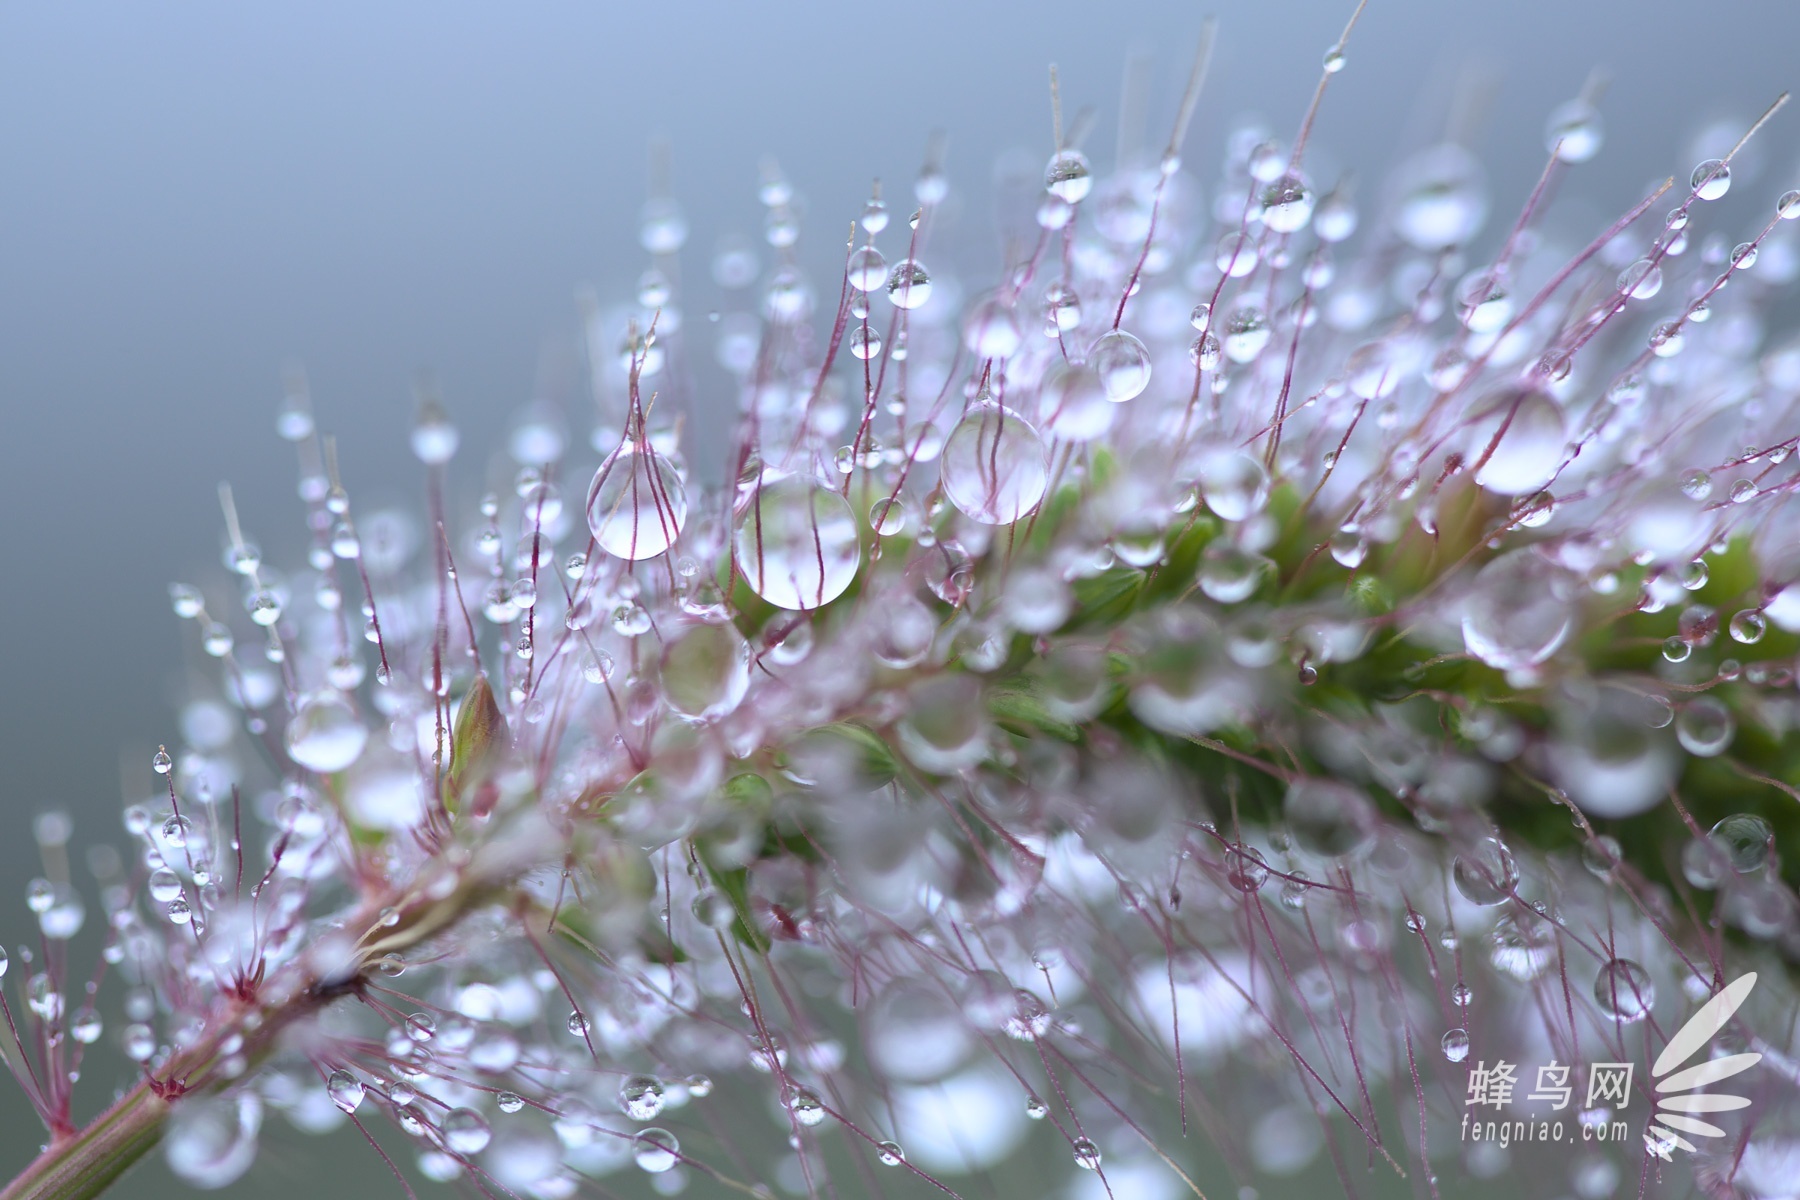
[8,8,1800,1200]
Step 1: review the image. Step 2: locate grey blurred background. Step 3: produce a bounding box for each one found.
[2,0,1799,1194]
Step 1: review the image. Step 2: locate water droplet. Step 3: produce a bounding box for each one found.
[846,246,887,292]
[1545,100,1604,162]
[164,1093,261,1189]
[327,1069,365,1114]
[442,1108,491,1155]
[1461,550,1575,672]
[1088,329,1152,402]
[1284,779,1375,858]
[1193,446,1271,522]
[619,1075,666,1122]
[1452,837,1519,906]
[1025,1095,1049,1120]
[886,260,932,309]
[1709,813,1773,873]
[1260,173,1315,233]
[70,1007,102,1045]
[1593,959,1655,1022]
[566,1010,589,1037]
[848,325,882,360]
[587,444,688,562]
[1729,609,1767,644]
[733,474,861,609]
[151,747,173,775]
[940,402,1050,525]
[1224,844,1270,892]
[1582,835,1622,878]
[1043,148,1092,203]
[1675,697,1735,757]
[1466,387,1566,496]
[1072,1137,1102,1170]
[1616,259,1663,300]
[1395,144,1488,250]
[877,1139,906,1166]
[1691,158,1731,201]
[633,1127,680,1173]
[285,691,368,774]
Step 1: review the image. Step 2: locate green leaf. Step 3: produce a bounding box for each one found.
[987,685,1081,742]
[444,674,507,816]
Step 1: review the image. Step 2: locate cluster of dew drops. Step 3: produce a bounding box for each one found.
[16,23,1800,1200]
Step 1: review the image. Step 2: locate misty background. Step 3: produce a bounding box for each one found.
[3,0,1799,1194]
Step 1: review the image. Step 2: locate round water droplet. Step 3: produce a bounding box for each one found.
[1460,550,1575,673]
[1224,844,1270,892]
[1675,697,1735,757]
[659,620,751,722]
[1038,361,1113,441]
[1088,330,1152,402]
[1044,149,1093,203]
[939,403,1049,525]
[1284,779,1375,858]
[849,325,882,360]
[285,692,368,774]
[1260,173,1314,233]
[1072,1137,1102,1170]
[1709,813,1773,874]
[1452,837,1519,906]
[497,1091,525,1114]
[619,1075,666,1122]
[1545,101,1604,163]
[886,260,932,309]
[1583,836,1622,878]
[1192,446,1270,522]
[566,1010,589,1037]
[587,444,688,562]
[1729,609,1767,644]
[847,246,887,292]
[327,1069,365,1114]
[877,1139,905,1166]
[1466,387,1566,496]
[437,1107,489,1155]
[869,496,908,536]
[1441,1028,1470,1062]
[733,474,861,609]
[1395,144,1488,250]
[1691,159,1731,201]
[1616,259,1663,300]
[633,1127,680,1173]
[1593,959,1655,1022]
[165,1094,262,1189]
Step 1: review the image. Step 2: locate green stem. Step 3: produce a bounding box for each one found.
[0,1085,167,1200]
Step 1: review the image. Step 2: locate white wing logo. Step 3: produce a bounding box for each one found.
[1644,973,1760,1159]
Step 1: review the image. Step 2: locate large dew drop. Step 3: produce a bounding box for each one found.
[1192,445,1271,522]
[1460,550,1576,673]
[659,619,752,721]
[1088,329,1152,402]
[1037,362,1113,441]
[285,692,368,774]
[1593,958,1655,1023]
[733,474,861,610]
[587,443,688,561]
[165,1093,262,1190]
[940,402,1050,525]
[1394,143,1488,250]
[1465,387,1566,495]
